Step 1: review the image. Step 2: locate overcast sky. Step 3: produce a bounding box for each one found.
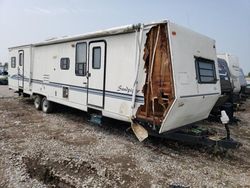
[0,0,250,73]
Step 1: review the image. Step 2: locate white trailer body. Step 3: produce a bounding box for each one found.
[9,20,220,134]
[239,68,247,87]
[217,53,241,94]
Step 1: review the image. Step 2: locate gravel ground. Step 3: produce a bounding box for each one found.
[0,85,249,187]
[0,86,18,98]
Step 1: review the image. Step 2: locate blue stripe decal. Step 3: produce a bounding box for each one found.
[10,77,144,103]
[10,74,29,82]
[180,93,220,98]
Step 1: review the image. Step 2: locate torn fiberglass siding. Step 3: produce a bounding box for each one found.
[136,24,175,126]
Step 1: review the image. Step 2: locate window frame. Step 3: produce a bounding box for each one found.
[60,57,70,70]
[11,57,16,68]
[218,58,231,81]
[92,46,101,69]
[19,51,24,66]
[75,42,87,76]
[195,57,217,84]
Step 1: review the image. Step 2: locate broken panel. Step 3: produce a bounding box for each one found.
[136,24,175,126]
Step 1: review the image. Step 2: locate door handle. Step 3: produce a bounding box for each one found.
[83,82,87,85]
[87,72,91,78]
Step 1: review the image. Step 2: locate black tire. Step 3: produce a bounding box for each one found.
[42,97,53,113]
[34,95,42,110]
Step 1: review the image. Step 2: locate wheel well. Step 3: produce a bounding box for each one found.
[32,93,45,99]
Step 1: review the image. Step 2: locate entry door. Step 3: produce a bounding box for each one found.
[18,50,24,89]
[87,42,106,108]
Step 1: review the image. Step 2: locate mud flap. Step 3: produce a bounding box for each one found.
[131,122,148,142]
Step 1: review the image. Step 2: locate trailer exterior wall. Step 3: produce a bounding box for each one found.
[8,21,221,134]
[30,32,146,121]
[217,58,233,94]
[159,22,220,133]
[239,68,247,87]
[217,53,241,93]
[9,46,32,93]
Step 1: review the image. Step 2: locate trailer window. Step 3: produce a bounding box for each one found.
[75,42,87,76]
[60,58,70,70]
[92,47,101,69]
[11,57,16,68]
[218,58,230,81]
[195,57,217,83]
[19,52,24,66]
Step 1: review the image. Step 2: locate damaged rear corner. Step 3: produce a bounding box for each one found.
[135,23,175,133]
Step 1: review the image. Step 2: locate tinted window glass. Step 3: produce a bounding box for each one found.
[60,58,70,70]
[200,76,216,83]
[11,57,16,68]
[75,42,87,76]
[19,52,24,66]
[198,62,213,70]
[218,58,230,81]
[76,43,87,63]
[195,57,217,84]
[200,69,214,77]
[92,47,101,69]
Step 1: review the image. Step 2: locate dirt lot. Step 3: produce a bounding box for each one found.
[0,86,18,98]
[0,85,249,187]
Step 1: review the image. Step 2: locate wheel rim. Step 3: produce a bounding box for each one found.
[35,99,39,108]
[43,100,48,112]
[35,98,40,109]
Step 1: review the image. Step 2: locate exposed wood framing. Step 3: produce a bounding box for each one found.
[136,24,175,126]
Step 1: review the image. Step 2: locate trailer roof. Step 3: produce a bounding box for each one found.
[9,20,168,49]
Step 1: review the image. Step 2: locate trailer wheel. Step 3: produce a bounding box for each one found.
[34,95,42,110]
[42,97,53,113]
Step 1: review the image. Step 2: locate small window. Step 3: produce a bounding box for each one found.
[75,42,87,76]
[218,58,230,81]
[92,47,101,69]
[195,57,217,84]
[19,52,24,66]
[60,58,70,70]
[11,57,16,68]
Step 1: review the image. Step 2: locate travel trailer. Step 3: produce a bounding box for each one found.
[212,58,233,107]
[217,54,241,94]
[217,58,233,95]
[244,77,250,95]
[8,20,221,139]
[210,58,234,121]
[239,68,247,94]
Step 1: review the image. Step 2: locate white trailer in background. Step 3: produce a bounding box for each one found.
[217,53,241,94]
[8,20,221,139]
[239,68,247,91]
